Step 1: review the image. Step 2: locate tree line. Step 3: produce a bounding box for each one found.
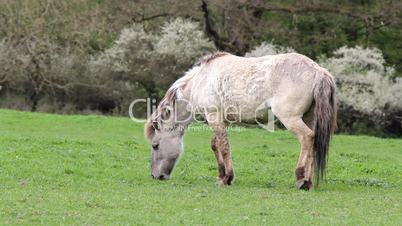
[0,0,401,136]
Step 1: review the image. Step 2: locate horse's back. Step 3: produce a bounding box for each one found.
[189,52,326,120]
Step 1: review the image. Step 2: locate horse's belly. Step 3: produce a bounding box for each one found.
[225,97,273,123]
[218,72,275,123]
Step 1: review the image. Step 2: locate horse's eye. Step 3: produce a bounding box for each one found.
[152,121,160,131]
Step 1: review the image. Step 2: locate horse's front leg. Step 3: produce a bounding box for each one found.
[211,135,225,182]
[211,125,234,185]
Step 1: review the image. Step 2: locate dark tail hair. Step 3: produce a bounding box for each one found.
[313,73,337,186]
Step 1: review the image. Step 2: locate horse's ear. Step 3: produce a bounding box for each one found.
[144,118,155,140]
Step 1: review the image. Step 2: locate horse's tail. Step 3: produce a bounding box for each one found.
[312,72,337,186]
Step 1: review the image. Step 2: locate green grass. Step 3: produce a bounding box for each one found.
[0,109,401,225]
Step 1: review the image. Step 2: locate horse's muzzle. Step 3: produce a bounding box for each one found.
[151,174,169,180]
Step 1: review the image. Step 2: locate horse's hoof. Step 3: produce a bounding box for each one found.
[296,179,312,190]
[216,175,234,186]
[215,177,226,186]
[223,174,234,185]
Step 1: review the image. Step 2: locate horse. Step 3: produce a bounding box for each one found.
[144,51,337,190]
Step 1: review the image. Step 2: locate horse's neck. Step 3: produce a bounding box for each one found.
[179,65,200,102]
[173,95,193,127]
[171,66,198,127]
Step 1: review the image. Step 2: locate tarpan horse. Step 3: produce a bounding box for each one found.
[144,52,337,190]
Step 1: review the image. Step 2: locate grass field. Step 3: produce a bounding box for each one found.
[0,109,401,225]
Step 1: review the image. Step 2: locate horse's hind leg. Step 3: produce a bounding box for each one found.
[278,117,314,190]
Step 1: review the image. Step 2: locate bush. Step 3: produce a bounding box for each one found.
[1,18,216,116]
[155,18,215,61]
[90,18,215,116]
[319,46,402,135]
[0,38,97,112]
[245,42,295,57]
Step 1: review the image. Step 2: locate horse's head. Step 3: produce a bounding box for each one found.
[144,93,191,180]
[143,67,197,180]
[145,115,184,180]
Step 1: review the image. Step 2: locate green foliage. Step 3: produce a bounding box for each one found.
[242,0,402,76]
[0,109,402,224]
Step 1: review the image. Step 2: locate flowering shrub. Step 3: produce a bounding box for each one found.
[319,46,402,134]
[90,24,155,73]
[319,46,402,115]
[89,18,215,115]
[155,18,215,60]
[245,42,295,57]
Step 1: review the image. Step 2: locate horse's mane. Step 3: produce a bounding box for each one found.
[196,51,230,65]
[144,51,230,140]
[162,51,230,105]
[159,66,200,107]
[144,65,200,140]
